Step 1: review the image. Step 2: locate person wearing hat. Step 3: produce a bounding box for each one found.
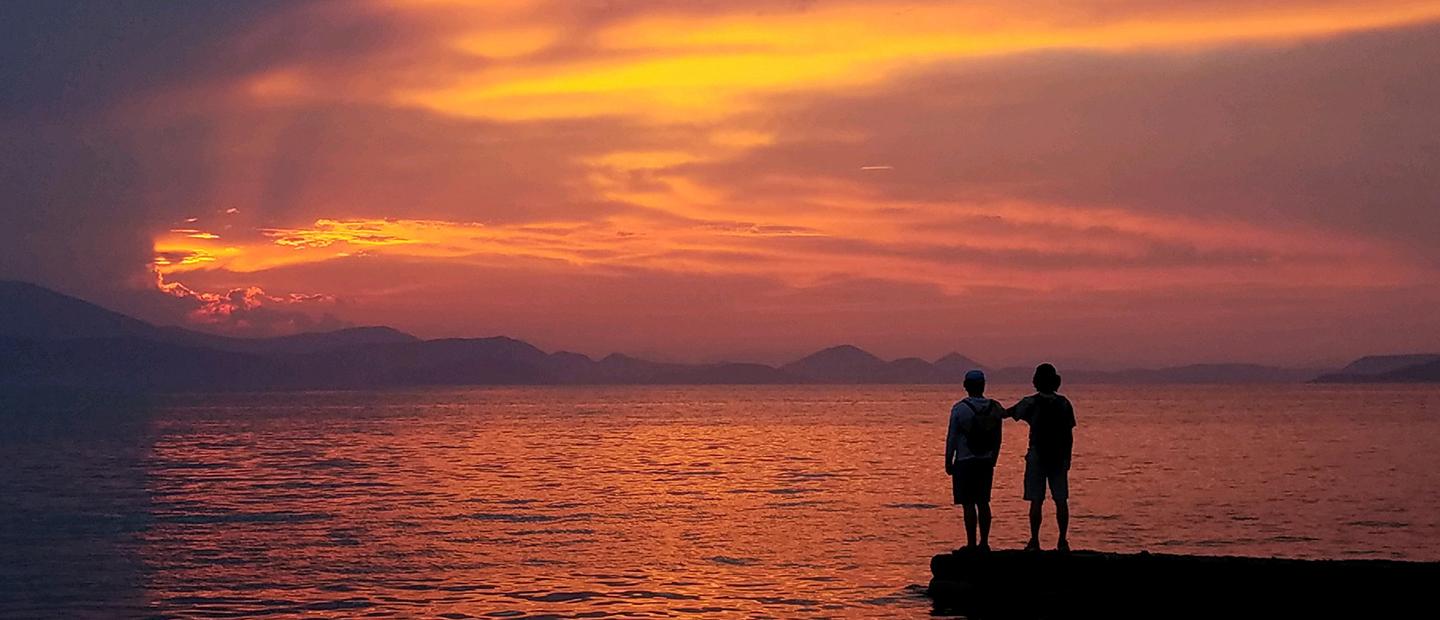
[945,369,1006,551]
[1006,363,1077,552]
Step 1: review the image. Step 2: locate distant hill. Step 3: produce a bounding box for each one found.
[781,345,890,382]
[0,336,276,390]
[0,281,809,389]
[164,325,419,355]
[0,280,1349,390]
[1336,354,1440,376]
[931,353,988,382]
[779,345,992,384]
[1378,359,1440,382]
[581,354,796,384]
[0,281,160,341]
[1060,364,1324,384]
[1314,353,1440,383]
[988,364,1310,385]
[0,279,418,355]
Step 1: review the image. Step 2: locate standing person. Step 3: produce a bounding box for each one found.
[945,369,1005,552]
[1007,363,1076,552]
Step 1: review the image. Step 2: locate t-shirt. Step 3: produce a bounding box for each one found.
[1009,392,1076,466]
[947,396,1004,463]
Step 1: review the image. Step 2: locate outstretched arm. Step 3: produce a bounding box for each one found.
[1004,397,1027,421]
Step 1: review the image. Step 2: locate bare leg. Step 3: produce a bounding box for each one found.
[962,503,978,548]
[1055,499,1070,549]
[1028,499,1043,549]
[978,503,992,548]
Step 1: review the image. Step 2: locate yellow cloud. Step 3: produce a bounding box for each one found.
[142,1,1439,306]
[394,0,1440,121]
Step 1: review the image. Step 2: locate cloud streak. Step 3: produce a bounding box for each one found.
[1,0,1437,362]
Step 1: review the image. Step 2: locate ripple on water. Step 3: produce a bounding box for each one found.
[456,512,573,523]
[708,555,759,566]
[155,510,331,525]
[5,384,1438,618]
[1347,520,1409,529]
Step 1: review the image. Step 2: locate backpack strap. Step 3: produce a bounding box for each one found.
[959,399,998,435]
[963,398,1001,416]
[955,399,979,435]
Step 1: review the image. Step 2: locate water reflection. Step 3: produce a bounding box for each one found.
[0,390,157,617]
[125,388,947,617]
[1,385,1437,617]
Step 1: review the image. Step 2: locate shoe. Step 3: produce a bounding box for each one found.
[978,544,991,553]
[1023,540,1041,552]
[1056,540,1071,553]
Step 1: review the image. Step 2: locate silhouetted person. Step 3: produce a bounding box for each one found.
[1006,363,1076,552]
[945,369,1004,551]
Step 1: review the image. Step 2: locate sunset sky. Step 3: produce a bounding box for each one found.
[3,0,1438,367]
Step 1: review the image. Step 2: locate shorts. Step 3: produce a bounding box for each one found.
[951,458,995,505]
[1023,451,1070,502]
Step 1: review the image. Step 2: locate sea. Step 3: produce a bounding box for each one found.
[2,384,1437,618]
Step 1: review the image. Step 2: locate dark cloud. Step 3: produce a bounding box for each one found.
[0,1,496,303]
[0,121,154,291]
[0,1,303,119]
[0,1,297,302]
[0,1,680,314]
[2,0,1436,360]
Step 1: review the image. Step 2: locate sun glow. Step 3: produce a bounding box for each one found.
[104,0,1440,354]
[394,0,1440,121]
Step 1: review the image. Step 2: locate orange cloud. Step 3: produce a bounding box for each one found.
[19,0,1433,361]
[392,0,1440,121]
[152,190,1419,302]
[153,270,344,337]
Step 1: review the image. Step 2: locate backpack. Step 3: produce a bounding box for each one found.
[960,399,1002,458]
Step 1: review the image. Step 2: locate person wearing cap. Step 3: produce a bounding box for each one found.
[1006,363,1077,552]
[945,369,1006,551]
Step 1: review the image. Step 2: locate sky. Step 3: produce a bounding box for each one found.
[2,0,1439,368]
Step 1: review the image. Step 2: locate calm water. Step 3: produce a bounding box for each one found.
[2,384,1438,618]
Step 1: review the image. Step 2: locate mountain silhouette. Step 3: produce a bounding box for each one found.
[1314,353,1440,383]
[886,357,935,382]
[1377,359,1440,382]
[0,279,417,354]
[780,347,994,384]
[2,280,1399,390]
[0,282,815,389]
[586,353,796,384]
[930,353,988,382]
[781,344,890,382]
[168,325,418,355]
[0,280,159,340]
[1064,363,1324,384]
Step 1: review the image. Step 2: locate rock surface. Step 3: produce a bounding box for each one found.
[927,549,1439,618]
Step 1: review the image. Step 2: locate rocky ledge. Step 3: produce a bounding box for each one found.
[927,549,1439,618]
